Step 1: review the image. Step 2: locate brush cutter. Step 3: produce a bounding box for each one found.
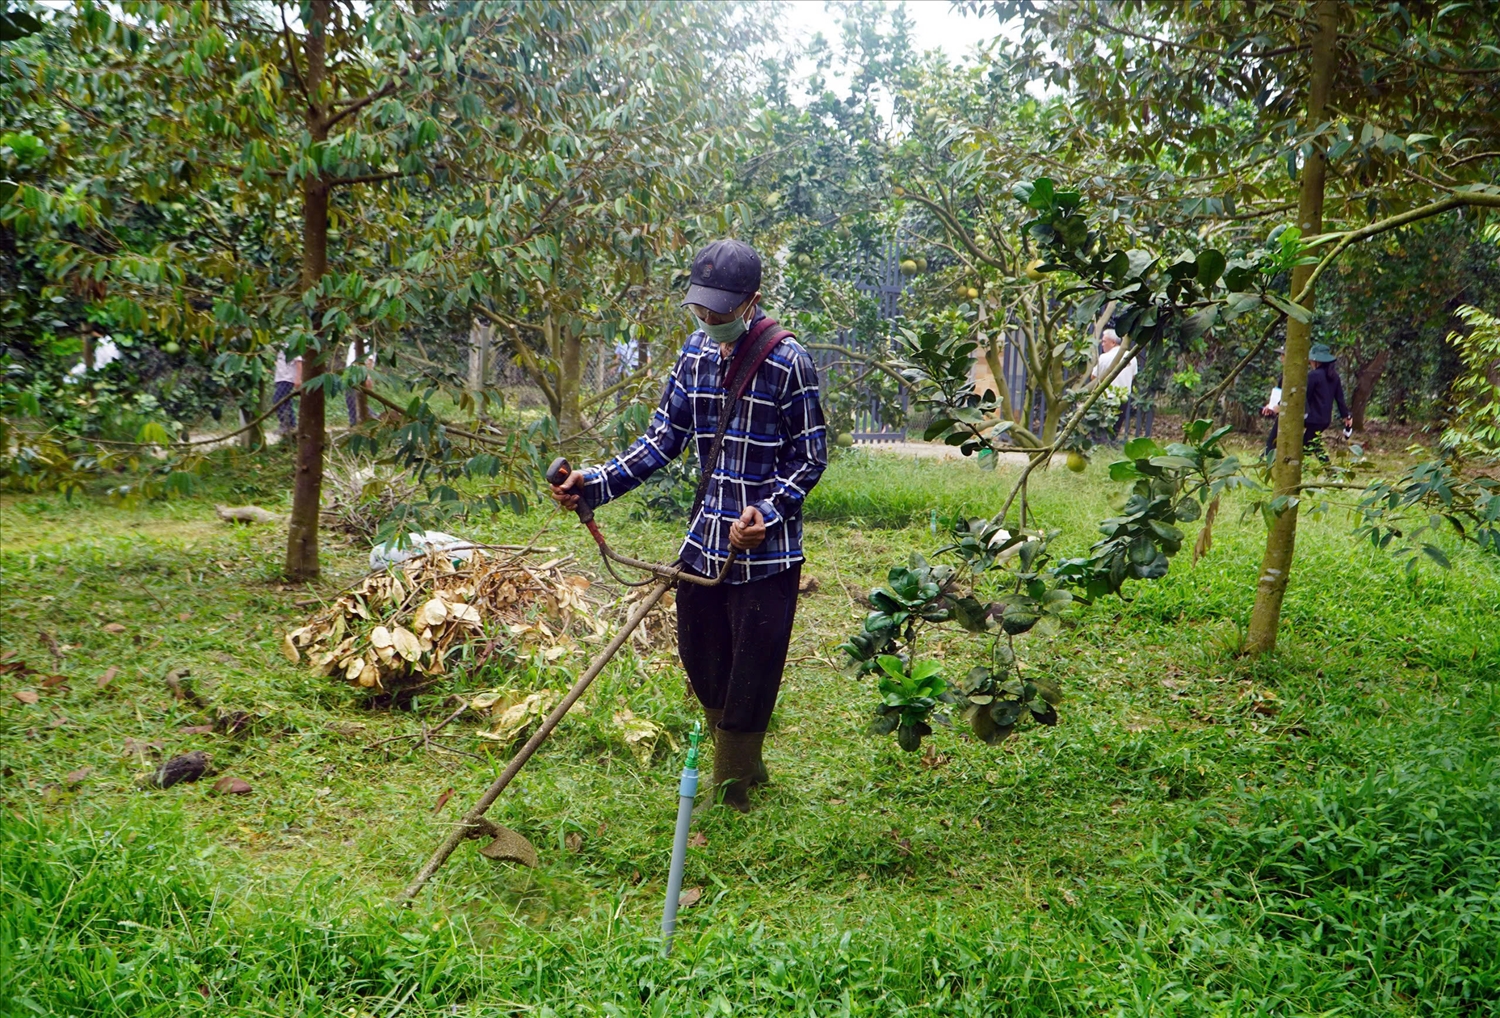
[399,457,734,902]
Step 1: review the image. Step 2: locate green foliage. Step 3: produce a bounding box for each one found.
[1440,305,1500,456]
[1055,420,1253,601]
[1355,460,1500,566]
[902,315,1015,460]
[843,535,1074,752]
[869,655,946,751]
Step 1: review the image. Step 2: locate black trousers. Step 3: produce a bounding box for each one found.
[1265,418,1330,463]
[676,562,801,733]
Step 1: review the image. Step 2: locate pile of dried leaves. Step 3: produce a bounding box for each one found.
[283,550,599,694]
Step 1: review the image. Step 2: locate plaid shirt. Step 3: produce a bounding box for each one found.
[581,312,828,584]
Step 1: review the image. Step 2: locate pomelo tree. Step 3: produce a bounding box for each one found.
[986,0,1500,653]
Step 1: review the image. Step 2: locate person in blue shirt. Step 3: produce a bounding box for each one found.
[550,239,828,811]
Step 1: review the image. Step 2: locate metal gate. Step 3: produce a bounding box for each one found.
[811,241,908,443]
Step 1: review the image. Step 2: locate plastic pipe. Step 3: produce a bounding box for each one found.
[661,722,702,956]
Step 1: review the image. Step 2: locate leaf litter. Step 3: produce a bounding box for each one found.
[284,549,603,696]
[291,548,682,763]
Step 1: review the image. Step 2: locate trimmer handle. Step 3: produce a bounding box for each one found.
[546,456,594,523]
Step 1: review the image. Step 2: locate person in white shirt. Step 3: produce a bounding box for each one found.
[273,349,302,432]
[1092,329,1137,393]
[345,339,375,426]
[1261,346,1284,457]
[1091,329,1136,438]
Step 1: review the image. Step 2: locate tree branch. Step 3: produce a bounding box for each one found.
[995,336,1142,526]
[325,81,398,131]
[804,343,908,388]
[280,9,309,103]
[328,171,404,189]
[1294,191,1500,305]
[901,190,1009,270]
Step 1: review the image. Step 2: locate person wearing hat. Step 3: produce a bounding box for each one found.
[548,239,828,811]
[1265,343,1350,463]
[1301,343,1351,463]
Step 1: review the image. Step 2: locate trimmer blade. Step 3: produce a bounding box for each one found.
[472,819,538,867]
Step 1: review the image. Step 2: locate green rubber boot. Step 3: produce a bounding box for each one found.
[713,728,768,813]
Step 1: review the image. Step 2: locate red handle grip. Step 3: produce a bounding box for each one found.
[546,456,594,523]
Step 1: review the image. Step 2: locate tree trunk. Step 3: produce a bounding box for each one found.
[353,334,369,424]
[468,318,492,392]
[1245,0,1338,656]
[284,3,330,583]
[1351,347,1388,431]
[240,378,266,451]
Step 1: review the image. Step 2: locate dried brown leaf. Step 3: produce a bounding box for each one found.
[213,775,252,795]
[98,666,118,688]
[432,787,454,814]
[65,767,92,786]
[12,690,39,705]
[391,626,421,662]
[103,622,127,634]
[677,886,702,908]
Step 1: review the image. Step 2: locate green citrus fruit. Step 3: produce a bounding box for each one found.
[1066,450,1088,473]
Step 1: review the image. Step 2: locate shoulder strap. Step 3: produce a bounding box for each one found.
[690,318,792,523]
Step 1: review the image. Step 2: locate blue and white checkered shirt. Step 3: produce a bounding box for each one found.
[581,313,828,584]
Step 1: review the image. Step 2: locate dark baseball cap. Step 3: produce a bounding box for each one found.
[682,239,761,314]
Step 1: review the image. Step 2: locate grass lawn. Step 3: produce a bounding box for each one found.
[2,444,1498,1016]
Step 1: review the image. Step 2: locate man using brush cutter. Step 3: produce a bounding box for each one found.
[551,239,828,811]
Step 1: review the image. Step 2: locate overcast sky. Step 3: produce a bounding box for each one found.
[778,0,1002,67]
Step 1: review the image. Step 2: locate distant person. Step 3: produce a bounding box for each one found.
[1092,329,1137,393]
[68,328,121,378]
[1264,343,1350,464]
[345,339,375,426]
[273,349,301,433]
[1303,343,1351,463]
[1091,329,1135,437]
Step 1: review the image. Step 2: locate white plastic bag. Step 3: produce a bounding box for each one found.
[368,530,476,570]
